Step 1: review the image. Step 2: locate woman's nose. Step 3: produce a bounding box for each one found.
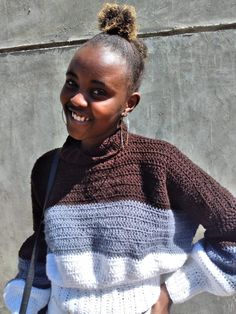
[70,92,88,107]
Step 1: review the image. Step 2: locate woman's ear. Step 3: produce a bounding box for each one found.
[123,92,140,116]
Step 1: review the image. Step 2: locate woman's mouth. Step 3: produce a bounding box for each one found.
[71,111,90,122]
[66,106,91,123]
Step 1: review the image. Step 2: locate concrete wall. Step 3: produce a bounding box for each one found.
[0,1,235,313]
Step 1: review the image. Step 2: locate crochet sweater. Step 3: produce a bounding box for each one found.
[4,128,236,314]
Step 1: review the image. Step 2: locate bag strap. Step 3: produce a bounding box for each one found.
[19,148,61,314]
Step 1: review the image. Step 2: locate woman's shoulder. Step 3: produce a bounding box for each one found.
[34,148,60,166]
[127,133,192,171]
[129,132,180,156]
[31,148,61,181]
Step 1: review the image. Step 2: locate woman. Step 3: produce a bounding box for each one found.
[3,3,236,314]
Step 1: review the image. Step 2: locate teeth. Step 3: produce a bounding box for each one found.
[71,111,90,122]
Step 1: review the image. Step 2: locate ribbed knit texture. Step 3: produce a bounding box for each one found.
[3,127,236,313]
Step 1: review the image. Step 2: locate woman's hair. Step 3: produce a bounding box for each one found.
[87,3,148,94]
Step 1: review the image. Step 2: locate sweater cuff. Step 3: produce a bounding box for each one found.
[3,279,50,314]
[165,241,235,303]
[165,256,208,303]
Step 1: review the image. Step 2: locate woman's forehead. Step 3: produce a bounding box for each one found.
[69,44,127,72]
[66,46,128,89]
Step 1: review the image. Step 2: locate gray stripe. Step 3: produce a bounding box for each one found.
[45,200,198,258]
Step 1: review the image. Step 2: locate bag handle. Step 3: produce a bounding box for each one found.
[19,149,60,314]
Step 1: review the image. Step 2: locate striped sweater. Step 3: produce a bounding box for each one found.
[4,128,236,313]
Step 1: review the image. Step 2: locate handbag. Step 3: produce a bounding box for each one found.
[19,149,60,314]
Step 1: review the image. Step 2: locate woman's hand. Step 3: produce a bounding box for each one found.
[151,283,172,314]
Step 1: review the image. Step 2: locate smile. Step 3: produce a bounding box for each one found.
[71,111,90,122]
[67,106,91,123]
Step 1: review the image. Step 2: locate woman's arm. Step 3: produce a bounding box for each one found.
[163,143,236,303]
[3,152,55,313]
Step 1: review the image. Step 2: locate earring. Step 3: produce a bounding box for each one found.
[120,112,129,149]
[62,108,67,125]
[126,115,130,132]
[121,112,129,132]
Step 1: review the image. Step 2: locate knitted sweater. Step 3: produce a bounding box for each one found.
[4,128,236,314]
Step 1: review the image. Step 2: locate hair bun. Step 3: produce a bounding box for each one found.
[98,3,137,41]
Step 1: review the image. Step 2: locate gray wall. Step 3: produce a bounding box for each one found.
[0,1,235,313]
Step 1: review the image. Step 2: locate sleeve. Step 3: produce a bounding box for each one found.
[3,151,56,313]
[164,143,236,303]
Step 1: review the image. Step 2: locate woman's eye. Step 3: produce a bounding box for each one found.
[91,89,107,98]
[66,79,77,88]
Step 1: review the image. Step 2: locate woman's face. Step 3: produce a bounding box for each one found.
[60,44,139,151]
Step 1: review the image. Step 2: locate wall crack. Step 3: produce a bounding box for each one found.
[0,22,236,55]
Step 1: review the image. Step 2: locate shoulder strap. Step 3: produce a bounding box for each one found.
[19,148,61,314]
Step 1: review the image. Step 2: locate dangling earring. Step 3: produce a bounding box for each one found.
[121,112,129,132]
[62,108,67,125]
[120,112,129,149]
[125,115,130,133]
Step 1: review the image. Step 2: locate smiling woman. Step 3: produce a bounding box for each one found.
[60,44,139,151]
[3,2,236,314]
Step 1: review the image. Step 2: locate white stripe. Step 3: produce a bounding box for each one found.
[46,251,187,288]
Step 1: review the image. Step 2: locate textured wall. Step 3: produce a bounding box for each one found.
[0,1,235,313]
[1,0,236,48]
